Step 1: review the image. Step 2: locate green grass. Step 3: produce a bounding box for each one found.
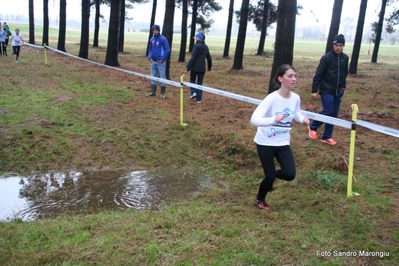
[0,24,398,265]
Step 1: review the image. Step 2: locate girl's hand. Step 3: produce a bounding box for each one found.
[275,114,284,122]
[303,117,310,125]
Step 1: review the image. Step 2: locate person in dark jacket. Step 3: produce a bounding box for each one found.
[147,24,171,98]
[307,34,349,145]
[186,32,212,103]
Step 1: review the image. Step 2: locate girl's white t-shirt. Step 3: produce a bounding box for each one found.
[251,90,305,146]
[11,34,23,46]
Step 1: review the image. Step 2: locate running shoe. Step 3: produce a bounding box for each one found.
[255,199,270,210]
[321,138,337,145]
[189,92,197,99]
[308,126,318,140]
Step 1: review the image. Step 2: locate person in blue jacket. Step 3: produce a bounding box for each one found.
[0,27,5,56]
[147,25,171,98]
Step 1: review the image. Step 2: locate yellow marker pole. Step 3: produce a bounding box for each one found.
[180,75,188,127]
[44,44,48,65]
[347,104,360,197]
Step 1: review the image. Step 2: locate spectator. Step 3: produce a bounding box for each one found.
[307,34,349,145]
[3,24,11,55]
[186,32,212,104]
[0,26,5,56]
[147,24,171,99]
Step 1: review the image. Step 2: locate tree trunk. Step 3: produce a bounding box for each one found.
[349,0,368,74]
[178,0,188,62]
[163,0,175,80]
[79,0,91,59]
[42,0,49,46]
[29,0,35,44]
[232,0,250,70]
[57,0,67,52]
[189,0,198,52]
[146,0,157,56]
[325,0,343,54]
[118,0,125,52]
[257,0,270,55]
[105,0,121,66]
[223,0,234,58]
[93,0,100,47]
[371,0,387,63]
[268,0,297,94]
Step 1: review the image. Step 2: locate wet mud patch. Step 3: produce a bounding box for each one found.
[0,168,212,221]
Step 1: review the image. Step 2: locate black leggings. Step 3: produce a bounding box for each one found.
[256,144,296,201]
[13,46,21,56]
[0,42,5,55]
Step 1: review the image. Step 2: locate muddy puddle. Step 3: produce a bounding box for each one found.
[0,168,212,222]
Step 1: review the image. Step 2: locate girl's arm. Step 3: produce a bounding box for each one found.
[293,98,309,124]
[250,97,277,127]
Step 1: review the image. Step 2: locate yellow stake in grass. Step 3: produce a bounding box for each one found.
[180,75,188,127]
[347,104,360,197]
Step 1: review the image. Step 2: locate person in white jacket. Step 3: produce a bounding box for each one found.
[251,64,310,210]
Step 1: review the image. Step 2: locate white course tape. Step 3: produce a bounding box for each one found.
[43,45,182,88]
[356,119,399,138]
[24,43,44,49]
[301,110,352,129]
[26,44,398,138]
[183,82,398,136]
[182,82,263,105]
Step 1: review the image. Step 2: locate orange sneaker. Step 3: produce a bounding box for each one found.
[308,126,318,140]
[321,138,337,145]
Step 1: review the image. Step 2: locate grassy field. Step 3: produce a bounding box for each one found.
[0,24,398,265]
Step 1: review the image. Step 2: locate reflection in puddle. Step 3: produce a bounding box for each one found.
[0,169,211,221]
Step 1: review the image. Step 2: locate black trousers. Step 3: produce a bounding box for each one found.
[13,46,21,56]
[256,144,296,201]
[0,42,4,55]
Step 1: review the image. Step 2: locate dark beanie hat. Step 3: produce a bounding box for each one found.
[333,34,345,45]
[152,25,160,31]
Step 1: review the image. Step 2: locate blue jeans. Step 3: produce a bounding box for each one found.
[150,61,166,87]
[190,71,205,101]
[310,91,344,140]
[256,144,296,201]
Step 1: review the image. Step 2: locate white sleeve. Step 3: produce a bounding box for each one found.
[293,96,305,123]
[250,96,276,127]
